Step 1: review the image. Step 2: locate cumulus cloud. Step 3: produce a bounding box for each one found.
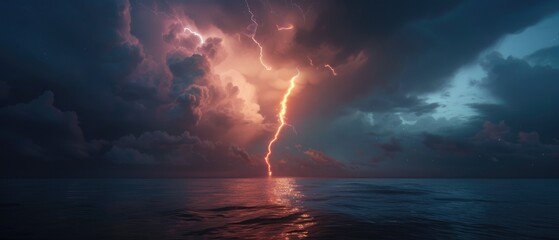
[304,148,345,167]
[199,37,227,64]
[291,0,559,118]
[106,130,261,176]
[106,147,157,165]
[373,138,403,162]
[526,45,559,68]
[472,51,559,142]
[0,91,91,161]
[419,121,559,177]
[422,133,472,155]
[268,148,347,177]
[0,0,270,176]
[474,121,510,141]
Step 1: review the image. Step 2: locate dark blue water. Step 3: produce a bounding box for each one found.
[1,178,558,239]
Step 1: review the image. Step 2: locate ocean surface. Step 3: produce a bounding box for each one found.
[1,178,558,239]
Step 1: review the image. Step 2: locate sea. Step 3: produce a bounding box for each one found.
[1,178,558,239]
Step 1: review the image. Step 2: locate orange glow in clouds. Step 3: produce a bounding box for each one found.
[176,2,306,177]
[264,69,300,177]
[143,0,315,177]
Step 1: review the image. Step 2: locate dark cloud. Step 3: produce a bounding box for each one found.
[296,0,463,61]
[417,121,559,177]
[526,45,559,68]
[378,138,403,153]
[518,132,540,145]
[304,148,345,167]
[291,0,559,117]
[284,4,559,177]
[106,147,156,165]
[472,51,559,142]
[474,121,510,141]
[199,37,227,64]
[270,148,348,177]
[164,52,211,130]
[422,133,472,155]
[0,0,151,139]
[356,95,440,116]
[0,91,93,161]
[373,138,403,162]
[106,130,261,176]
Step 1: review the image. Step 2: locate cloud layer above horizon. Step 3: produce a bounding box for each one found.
[1,0,559,177]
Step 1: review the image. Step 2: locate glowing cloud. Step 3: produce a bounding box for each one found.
[264,69,300,176]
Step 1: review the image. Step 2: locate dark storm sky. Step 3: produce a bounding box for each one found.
[1,0,558,177]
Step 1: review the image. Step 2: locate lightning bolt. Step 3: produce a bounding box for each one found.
[264,68,300,177]
[306,56,314,67]
[184,27,205,45]
[140,3,205,47]
[245,0,272,70]
[276,24,294,31]
[324,64,338,76]
[292,3,308,23]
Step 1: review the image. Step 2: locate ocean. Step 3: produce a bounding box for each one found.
[1,178,558,239]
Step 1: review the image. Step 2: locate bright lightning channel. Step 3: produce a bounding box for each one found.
[184,27,205,45]
[140,4,205,47]
[324,64,337,76]
[276,24,294,31]
[244,0,272,70]
[264,68,300,177]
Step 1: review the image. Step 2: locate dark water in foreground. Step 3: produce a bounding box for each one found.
[1,179,558,239]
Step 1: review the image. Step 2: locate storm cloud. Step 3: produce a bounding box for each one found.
[1,0,558,177]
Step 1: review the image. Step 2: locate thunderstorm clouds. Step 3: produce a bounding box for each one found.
[1,0,559,177]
